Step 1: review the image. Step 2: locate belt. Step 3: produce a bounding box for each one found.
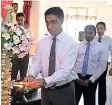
[44,81,73,90]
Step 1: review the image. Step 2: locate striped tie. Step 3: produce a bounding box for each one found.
[49,37,56,76]
[98,36,101,43]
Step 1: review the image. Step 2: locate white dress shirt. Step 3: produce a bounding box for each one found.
[95,35,112,67]
[28,31,78,88]
[75,40,108,83]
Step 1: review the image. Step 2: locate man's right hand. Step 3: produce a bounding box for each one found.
[24,75,35,82]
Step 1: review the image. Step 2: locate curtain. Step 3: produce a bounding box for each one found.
[23,1,32,25]
[1,0,13,19]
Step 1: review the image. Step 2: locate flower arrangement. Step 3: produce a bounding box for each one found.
[1,18,34,58]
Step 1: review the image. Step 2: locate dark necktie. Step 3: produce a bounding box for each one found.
[49,37,56,76]
[98,36,101,43]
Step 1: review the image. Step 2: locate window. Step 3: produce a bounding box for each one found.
[63,19,96,42]
[62,7,97,42]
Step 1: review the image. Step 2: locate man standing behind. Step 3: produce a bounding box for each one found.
[95,22,112,105]
[11,3,18,24]
[24,7,78,105]
[11,12,29,81]
[5,3,18,24]
[11,13,30,102]
[74,25,108,105]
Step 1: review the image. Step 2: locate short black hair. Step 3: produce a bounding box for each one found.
[84,25,96,35]
[16,12,24,19]
[12,3,18,7]
[96,22,106,30]
[45,7,64,20]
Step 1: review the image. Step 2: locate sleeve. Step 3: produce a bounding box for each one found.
[44,44,78,88]
[73,45,80,80]
[27,43,42,77]
[74,68,79,80]
[89,47,108,83]
[109,38,112,67]
[11,12,17,24]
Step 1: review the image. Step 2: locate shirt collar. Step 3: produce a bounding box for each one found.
[49,31,64,41]
[83,39,96,45]
[97,34,106,39]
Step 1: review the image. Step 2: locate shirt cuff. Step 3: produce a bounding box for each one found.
[74,74,79,80]
[44,76,54,88]
[89,76,96,83]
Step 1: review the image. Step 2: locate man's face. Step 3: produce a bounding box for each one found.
[13,4,18,13]
[96,24,106,36]
[16,16,24,26]
[45,14,63,36]
[84,28,96,42]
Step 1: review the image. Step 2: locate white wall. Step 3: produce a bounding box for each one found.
[29,1,41,55]
[13,0,24,12]
[38,1,112,39]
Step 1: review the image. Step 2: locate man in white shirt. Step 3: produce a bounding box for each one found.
[95,22,112,105]
[24,7,78,105]
[74,25,108,105]
[11,3,18,24]
[4,3,18,24]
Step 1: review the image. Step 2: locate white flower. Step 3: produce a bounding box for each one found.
[1,27,7,33]
[16,28,22,36]
[20,26,24,30]
[4,42,12,50]
[9,26,17,32]
[12,46,20,54]
[4,43,8,48]
[13,35,21,44]
[19,44,25,51]
[6,23,13,27]
[25,31,32,39]
[2,33,10,40]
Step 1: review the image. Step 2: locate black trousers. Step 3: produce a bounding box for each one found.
[11,54,29,81]
[41,81,76,105]
[75,74,98,105]
[98,63,108,105]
